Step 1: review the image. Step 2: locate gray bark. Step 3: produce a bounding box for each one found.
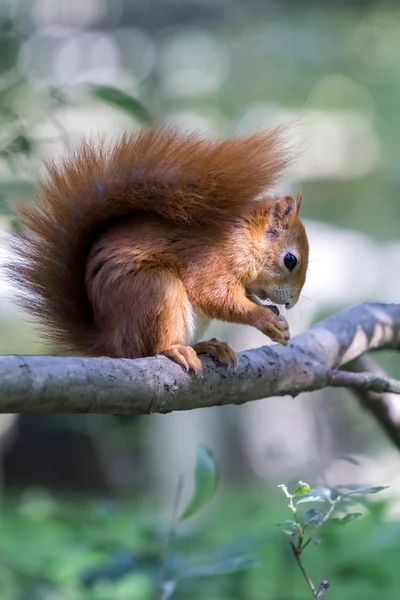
[0,302,399,414]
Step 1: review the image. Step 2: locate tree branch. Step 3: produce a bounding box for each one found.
[0,302,399,414]
[315,580,330,599]
[328,369,400,394]
[345,355,400,451]
[290,542,317,597]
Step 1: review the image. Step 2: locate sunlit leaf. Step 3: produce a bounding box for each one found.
[310,486,332,497]
[293,482,311,495]
[296,487,331,504]
[91,85,152,123]
[180,444,219,521]
[296,495,327,505]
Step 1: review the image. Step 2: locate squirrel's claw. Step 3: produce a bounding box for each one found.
[161,344,203,374]
[194,338,239,369]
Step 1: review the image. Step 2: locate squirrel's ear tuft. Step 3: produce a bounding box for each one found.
[271,195,298,229]
[295,191,302,214]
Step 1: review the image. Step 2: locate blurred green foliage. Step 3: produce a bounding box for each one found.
[0,482,397,599]
[0,445,394,599]
[277,479,389,598]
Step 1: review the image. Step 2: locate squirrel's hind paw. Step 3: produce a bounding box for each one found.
[161,344,203,374]
[194,338,239,369]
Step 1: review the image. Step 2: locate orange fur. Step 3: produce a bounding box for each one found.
[7,125,308,370]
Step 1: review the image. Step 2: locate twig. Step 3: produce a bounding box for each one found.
[328,369,400,394]
[315,579,330,599]
[157,474,185,600]
[280,484,337,598]
[291,544,330,599]
[302,500,336,551]
[344,356,400,451]
[290,542,316,596]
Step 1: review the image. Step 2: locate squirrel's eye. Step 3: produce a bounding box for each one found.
[284,252,297,271]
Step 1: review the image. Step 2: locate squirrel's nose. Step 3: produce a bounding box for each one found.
[285,297,296,310]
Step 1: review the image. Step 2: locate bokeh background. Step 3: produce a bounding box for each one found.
[0,0,400,598]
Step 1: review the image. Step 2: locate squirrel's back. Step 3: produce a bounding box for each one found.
[7,125,290,355]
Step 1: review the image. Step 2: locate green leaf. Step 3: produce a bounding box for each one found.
[328,512,362,526]
[277,521,299,537]
[296,495,327,505]
[293,482,311,496]
[180,555,258,579]
[296,487,331,505]
[303,508,324,526]
[90,85,152,123]
[344,486,389,497]
[277,520,298,527]
[180,444,219,521]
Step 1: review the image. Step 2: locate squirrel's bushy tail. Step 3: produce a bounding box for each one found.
[7,125,290,355]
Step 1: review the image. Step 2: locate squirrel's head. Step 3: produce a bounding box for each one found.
[245,193,309,310]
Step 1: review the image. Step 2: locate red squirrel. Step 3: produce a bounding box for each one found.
[8,126,309,372]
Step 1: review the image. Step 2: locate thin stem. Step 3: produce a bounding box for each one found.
[345,356,400,453]
[315,580,330,599]
[303,499,337,550]
[280,485,336,598]
[291,494,338,597]
[157,475,185,599]
[328,369,400,394]
[290,542,316,596]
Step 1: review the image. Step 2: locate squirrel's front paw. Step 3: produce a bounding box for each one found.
[261,314,290,346]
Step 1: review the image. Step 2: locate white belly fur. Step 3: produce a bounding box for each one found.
[185,302,211,344]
